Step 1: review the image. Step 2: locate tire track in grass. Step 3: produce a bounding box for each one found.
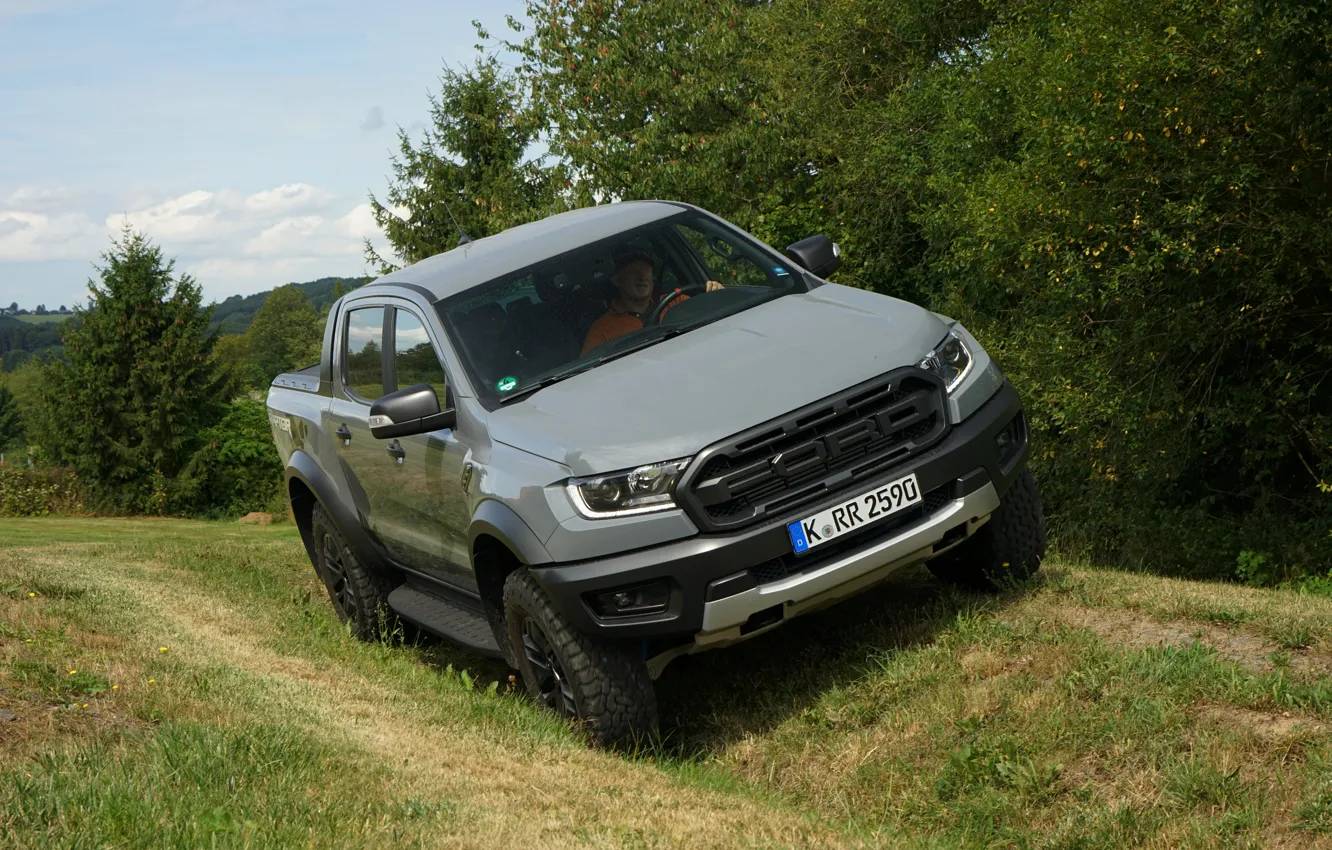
[51,536,852,849]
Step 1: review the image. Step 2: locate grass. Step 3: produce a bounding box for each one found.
[6,314,72,325]
[3,519,1332,847]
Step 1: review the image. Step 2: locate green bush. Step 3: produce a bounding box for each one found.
[172,397,282,519]
[907,0,1332,578]
[507,0,1332,581]
[0,464,83,517]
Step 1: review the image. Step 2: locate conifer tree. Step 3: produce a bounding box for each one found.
[41,227,225,507]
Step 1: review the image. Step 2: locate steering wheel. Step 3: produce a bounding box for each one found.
[645,283,708,325]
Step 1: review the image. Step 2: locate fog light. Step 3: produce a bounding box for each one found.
[996,412,1027,467]
[587,581,670,618]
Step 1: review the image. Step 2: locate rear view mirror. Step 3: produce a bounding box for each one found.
[369,383,456,438]
[785,235,842,278]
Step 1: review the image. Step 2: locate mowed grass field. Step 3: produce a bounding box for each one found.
[6,314,72,325]
[2,519,1331,848]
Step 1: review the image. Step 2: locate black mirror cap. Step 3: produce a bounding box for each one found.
[785,235,842,278]
[369,383,456,439]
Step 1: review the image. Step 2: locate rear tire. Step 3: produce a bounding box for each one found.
[310,502,397,640]
[502,569,657,748]
[928,467,1046,591]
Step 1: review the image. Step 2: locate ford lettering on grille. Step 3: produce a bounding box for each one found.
[677,368,948,532]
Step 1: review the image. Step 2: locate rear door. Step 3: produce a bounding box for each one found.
[326,303,393,536]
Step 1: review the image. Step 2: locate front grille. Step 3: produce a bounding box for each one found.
[676,367,949,532]
[748,483,957,585]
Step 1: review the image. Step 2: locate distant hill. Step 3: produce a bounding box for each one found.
[0,275,371,372]
[206,276,371,336]
[0,314,71,371]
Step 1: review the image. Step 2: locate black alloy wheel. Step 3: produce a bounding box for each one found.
[319,531,358,621]
[521,616,577,717]
[502,569,658,747]
[309,502,397,641]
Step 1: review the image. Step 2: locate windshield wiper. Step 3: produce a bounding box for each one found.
[496,371,587,405]
[596,327,689,366]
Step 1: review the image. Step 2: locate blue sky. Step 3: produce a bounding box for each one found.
[0,0,529,309]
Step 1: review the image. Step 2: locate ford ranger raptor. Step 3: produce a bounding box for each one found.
[266,201,1044,745]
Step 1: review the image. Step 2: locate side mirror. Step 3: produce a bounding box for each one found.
[784,235,842,278]
[369,383,456,439]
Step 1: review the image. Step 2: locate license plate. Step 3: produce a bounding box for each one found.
[787,473,922,554]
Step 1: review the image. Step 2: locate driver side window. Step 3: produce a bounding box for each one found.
[674,223,774,288]
[393,309,448,405]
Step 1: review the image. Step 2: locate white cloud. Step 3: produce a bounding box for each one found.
[0,209,102,261]
[6,186,80,212]
[244,183,336,216]
[340,203,383,239]
[0,182,392,300]
[115,190,234,243]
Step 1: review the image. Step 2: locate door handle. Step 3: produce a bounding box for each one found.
[334,424,352,443]
[386,440,405,463]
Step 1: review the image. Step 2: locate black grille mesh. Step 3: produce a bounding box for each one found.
[679,369,949,531]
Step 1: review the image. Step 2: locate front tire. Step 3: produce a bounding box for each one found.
[503,569,657,748]
[310,502,397,640]
[928,467,1046,591]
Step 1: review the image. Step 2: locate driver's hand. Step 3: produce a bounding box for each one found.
[705,279,724,292]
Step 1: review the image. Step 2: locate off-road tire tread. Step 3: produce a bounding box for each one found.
[928,468,1046,591]
[310,502,397,641]
[503,569,657,748]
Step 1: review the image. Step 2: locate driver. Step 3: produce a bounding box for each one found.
[580,250,723,354]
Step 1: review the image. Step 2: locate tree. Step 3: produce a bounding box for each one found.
[366,56,568,272]
[246,284,323,385]
[40,227,225,510]
[212,332,263,392]
[34,305,46,315]
[326,279,350,319]
[0,359,45,456]
[499,0,827,258]
[173,396,283,517]
[6,303,16,313]
[0,387,22,454]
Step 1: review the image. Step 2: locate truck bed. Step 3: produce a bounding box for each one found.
[271,364,321,393]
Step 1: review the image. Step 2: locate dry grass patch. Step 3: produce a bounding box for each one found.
[0,521,847,849]
[7,523,1332,847]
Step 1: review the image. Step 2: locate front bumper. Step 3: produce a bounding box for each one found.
[530,379,1028,642]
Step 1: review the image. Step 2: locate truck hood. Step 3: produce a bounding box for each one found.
[486,284,949,476]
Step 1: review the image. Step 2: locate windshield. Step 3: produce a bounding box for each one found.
[435,210,802,407]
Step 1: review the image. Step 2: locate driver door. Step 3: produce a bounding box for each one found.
[372,306,475,592]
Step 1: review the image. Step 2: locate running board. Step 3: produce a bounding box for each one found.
[387,585,502,658]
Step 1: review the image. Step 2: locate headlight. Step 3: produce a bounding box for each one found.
[567,458,692,518]
[918,327,973,394]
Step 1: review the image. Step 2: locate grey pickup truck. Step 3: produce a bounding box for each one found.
[267,201,1044,745]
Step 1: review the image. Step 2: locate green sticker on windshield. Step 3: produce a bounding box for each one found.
[496,376,518,393]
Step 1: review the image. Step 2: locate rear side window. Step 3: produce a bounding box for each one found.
[393,310,447,404]
[344,307,385,401]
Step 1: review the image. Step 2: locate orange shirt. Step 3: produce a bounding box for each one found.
[581,294,689,355]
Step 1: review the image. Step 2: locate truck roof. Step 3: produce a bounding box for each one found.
[369,200,690,301]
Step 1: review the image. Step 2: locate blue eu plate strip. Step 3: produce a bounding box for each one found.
[787,520,809,553]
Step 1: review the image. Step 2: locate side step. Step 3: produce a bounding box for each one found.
[387,585,502,658]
